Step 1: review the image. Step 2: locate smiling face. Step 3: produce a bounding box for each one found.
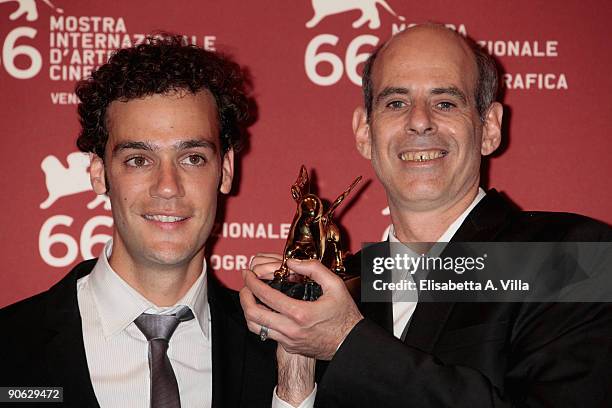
[354,26,502,213]
[89,90,233,274]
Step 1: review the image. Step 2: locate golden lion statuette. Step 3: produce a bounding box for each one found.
[268,166,362,301]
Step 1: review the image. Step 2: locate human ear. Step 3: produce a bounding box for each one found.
[219,148,234,194]
[89,154,107,194]
[481,102,503,156]
[353,106,372,160]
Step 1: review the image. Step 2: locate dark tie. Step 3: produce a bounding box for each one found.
[134,306,195,408]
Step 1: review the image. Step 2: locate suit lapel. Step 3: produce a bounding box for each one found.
[402,190,516,350]
[208,277,277,408]
[451,189,515,243]
[43,261,100,407]
[38,259,283,408]
[208,276,246,408]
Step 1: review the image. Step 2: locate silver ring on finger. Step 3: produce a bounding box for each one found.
[259,325,269,342]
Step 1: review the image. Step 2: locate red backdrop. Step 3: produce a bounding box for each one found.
[1,0,611,307]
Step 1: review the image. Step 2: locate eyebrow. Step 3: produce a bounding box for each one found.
[374,86,469,106]
[112,141,155,154]
[112,138,217,155]
[176,139,217,153]
[430,87,468,105]
[375,87,410,105]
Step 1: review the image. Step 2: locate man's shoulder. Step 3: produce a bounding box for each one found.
[0,259,96,326]
[0,259,96,385]
[0,289,47,325]
[469,190,611,241]
[0,288,53,373]
[504,209,612,241]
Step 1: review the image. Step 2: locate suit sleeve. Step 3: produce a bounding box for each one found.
[315,302,612,407]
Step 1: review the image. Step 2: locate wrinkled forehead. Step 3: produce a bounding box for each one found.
[373,26,478,94]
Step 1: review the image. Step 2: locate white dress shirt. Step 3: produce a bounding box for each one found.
[78,241,212,408]
[78,240,309,407]
[388,188,486,338]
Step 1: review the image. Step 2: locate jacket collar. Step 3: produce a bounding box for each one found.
[207,273,277,407]
[41,260,265,408]
[403,189,517,351]
[43,259,100,407]
[359,190,517,350]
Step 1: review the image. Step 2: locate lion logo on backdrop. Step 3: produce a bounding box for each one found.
[0,0,62,21]
[40,152,110,210]
[305,0,405,29]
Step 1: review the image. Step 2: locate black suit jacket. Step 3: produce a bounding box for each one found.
[0,259,277,408]
[316,190,612,407]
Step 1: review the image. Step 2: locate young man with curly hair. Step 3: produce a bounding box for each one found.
[0,35,312,408]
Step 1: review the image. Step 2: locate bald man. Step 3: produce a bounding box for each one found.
[241,24,612,407]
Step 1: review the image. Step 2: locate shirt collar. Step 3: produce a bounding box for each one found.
[88,240,210,339]
[389,187,486,244]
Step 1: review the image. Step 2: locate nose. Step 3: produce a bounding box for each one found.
[406,102,436,135]
[150,161,185,199]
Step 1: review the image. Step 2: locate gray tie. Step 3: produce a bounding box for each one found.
[134,306,195,408]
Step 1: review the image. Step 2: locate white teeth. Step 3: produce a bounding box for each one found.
[144,214,186,223]
[399,150,447,162]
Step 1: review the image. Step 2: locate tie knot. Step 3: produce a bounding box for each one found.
[134,306,195,342]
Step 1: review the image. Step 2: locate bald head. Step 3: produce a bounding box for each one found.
[362,24,498,120]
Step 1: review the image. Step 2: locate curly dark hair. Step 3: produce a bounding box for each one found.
[76,34,252,158]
